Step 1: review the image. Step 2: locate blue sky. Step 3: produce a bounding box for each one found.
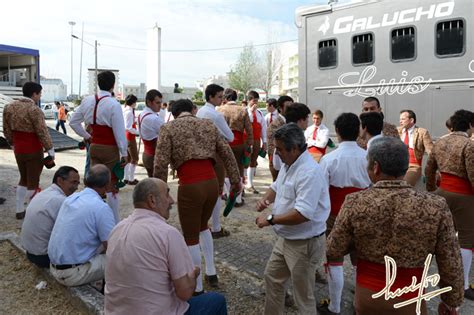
[1,0,329,93]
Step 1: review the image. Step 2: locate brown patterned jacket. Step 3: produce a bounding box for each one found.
[217,102,253,147]
[153,112,240,184]
[425,132,474,191]
[3,98,53,150]
[327,180,464,307]
[266,115,285,156]
[357,121,399,149]
[397,126,434,161]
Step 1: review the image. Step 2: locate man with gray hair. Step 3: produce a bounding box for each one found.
[105,178,228,314]
[48,164,116,286]
[327,137,463,314]
[21,166,80,268]
[255,123,330,314]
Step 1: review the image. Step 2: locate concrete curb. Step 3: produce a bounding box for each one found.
[0,231,104,315]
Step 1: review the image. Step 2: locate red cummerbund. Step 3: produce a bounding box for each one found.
[12,131,42,154]
[308,146,326,155]
[126,131,136,142]
[408,148,421,166]
[177,159,216,185]
[439,172,473,195]
[252,121,262,140]
[329,186,365,216]
[230,130,245,146]
[357,259,424,300]
[142,138,157,156]
[91,124,117,145]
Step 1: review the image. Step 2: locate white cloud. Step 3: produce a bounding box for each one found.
[1,0,299,94]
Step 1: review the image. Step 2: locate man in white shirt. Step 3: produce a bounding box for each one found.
[264,98,280,127]
[197,84,234,245]
[69,71,127,223]
[246,90,267,194]
[305,110,329,162]
[21,166,80,268]
[138,89,165,177]
[359,112,384,151]
[123,94,139,185]
[256,123,329,314]
[318,113,371,315]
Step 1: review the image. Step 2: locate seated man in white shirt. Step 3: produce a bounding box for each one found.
[48,164,116,287]
[305,110,329,162]
[359,112,384,151]
[256,123,330,314]
[21,166,80,268]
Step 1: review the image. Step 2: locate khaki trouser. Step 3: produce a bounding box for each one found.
[250,139,261,168]
[127,139,139,164]
[264,235,325,315]
[230,144,245,177]
[142,153,154,177]
[268,155,279,182]
[403,164,422,187]
[213,156,225,194]
[50,254,106,287]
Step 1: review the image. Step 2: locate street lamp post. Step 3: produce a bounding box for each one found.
[71,35,98,94]
[68,21,76,98]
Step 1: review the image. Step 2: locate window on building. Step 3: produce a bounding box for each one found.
[436,20,464,56]
[318,39,337,69]
[391,27,415,61]
[352,33,374,65]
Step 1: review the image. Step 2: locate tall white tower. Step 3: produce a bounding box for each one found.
[146,23,161,91]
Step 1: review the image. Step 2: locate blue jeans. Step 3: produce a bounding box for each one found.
[56,120,67,134]
[185,292,227,315]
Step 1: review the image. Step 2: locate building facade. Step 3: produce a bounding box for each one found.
[40,77,67,102]
[87,68,120,96]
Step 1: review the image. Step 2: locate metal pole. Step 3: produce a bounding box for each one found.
[78,22,84,98]
[95,40,98,94]
[68,21,76,97]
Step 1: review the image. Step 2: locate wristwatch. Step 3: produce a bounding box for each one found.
[266,214,275,225]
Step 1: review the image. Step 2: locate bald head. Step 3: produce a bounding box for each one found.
[85,164,111,189]
[133,178,174,219]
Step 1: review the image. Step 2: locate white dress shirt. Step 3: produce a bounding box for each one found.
[320,141,371,188]
[367,134,383,150]
[159,108,168,121]
[270,151,330,239]
[123,107,138,135]
[138,107,164,141]
[69,90,128,157]
[305,123,329,148]
[400,125,415,148]
[165,111,174,123]
[265,111,283,126]
[196,103,234,142]
[247,108,267,143]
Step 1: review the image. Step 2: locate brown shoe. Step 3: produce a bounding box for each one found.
[205,274,219,288]
[127,179,139,185]
[123,180,129,184]
[212,228,230,239]
[465,285,474,300]
[234,199,245,207]
[317,299,340,315]
[16,211,26,220]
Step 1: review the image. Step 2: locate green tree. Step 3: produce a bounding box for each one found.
[228,44,259,94]
[193,90,203,101]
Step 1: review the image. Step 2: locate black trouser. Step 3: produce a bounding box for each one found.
[26,252,50,268]
[56,120,67,134]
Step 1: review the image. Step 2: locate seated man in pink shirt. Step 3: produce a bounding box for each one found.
[105,178,227,315]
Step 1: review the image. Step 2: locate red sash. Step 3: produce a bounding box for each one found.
[230,130,245,146]
[329,186,365,216]
[357,259,424,300]
[143,138,157,156]
[408,148,421,166]
[308,146,326,155]
[177,159,216,185]
[252,111,262,140]
[90,95,116,145]
[126,121,137,142]
[440,172,473,195]
[12,131,42,154]
[138,112,157,155]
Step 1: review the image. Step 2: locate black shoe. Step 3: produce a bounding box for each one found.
[205,274,219,288]
[193,290,205,296]
[16,211,25,220]
[234,199,245,207]
[465,285,474,300]
[285,292,294,307]
[315,269,328,284]
[317,299,340,315]
[211,228,230,239]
